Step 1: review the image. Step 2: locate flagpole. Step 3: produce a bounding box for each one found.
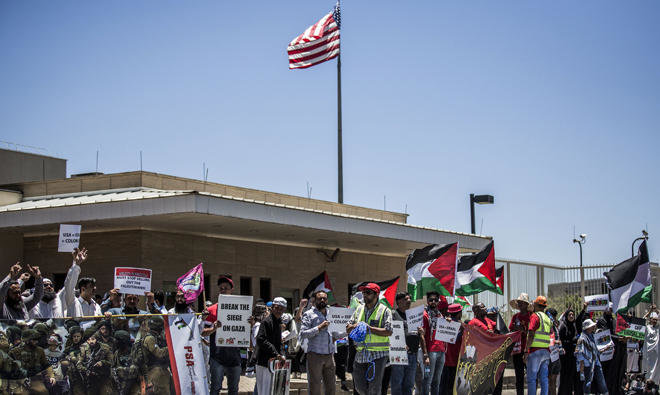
[337,53,343,204]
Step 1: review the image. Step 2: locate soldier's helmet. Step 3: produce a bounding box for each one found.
[114,330,131,346]
[33,323,49,338]
[21,329,39,342]
[148,316,164,332]
[5,326,21,344]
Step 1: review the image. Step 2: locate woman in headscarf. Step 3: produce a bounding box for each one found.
[559,308,582,395]
[644,311,660,383]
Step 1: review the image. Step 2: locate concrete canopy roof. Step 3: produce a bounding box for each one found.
[0,187,491,257]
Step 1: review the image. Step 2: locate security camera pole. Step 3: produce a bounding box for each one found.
[573,234,587,297]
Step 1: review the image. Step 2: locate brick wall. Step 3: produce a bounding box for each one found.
[23,230,407,307]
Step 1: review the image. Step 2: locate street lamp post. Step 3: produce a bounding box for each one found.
[573,234,587,298]
[469,194,494,234]
[631,230,649,257]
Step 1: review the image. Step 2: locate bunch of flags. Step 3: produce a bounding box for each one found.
[406,241,501,302]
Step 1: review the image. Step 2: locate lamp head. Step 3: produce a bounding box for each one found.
[579,234,587,240]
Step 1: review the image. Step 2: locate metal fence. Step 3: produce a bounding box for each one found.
[471,258,659,323]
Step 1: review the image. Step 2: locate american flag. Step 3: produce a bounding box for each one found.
[287,3,340,70]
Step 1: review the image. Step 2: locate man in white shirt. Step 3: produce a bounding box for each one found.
[68,276,103,318]
[30,248,87,319]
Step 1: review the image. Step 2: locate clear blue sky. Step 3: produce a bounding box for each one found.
[2,1,659,267]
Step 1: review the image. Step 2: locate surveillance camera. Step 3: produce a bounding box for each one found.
[580,234,587,239]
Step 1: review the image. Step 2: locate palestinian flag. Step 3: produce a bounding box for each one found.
[303,271,335,302]
[455,241,498,296]
[604,240,652,314]
[453,295,472,309]
[406,243,458,301]
[495,266,504,295]
[615,314,646,341]
[352,277,400,308]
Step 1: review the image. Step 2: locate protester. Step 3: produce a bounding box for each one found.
[422,291,446,395]
[577,319,609,395]
[509,293,531,395]
[645,311,660,383]
[346,283,392,395]
[207,276,242,395]
[525,295,552,395]
[559,308,583,395]
[148,290,168,314]
[469,302,503,395]
[32,248,86,319]
[598,304,627,395]
[390,292,426,395]
[440,303,463,394]
[546,307,561,395]
[256,296,287,395]
[469,302,496,332]
[68,276,103,318]
[300,290,337,395]
[0,262,44,320]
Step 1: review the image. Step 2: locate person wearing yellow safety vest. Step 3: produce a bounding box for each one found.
[524,295,552,395]
[346,283,393,395]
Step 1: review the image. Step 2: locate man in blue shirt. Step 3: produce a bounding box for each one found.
[300,291,337,395]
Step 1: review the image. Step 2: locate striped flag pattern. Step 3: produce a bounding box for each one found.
[287,3,340,69]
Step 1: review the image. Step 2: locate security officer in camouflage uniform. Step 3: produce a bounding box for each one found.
[112,330,140,395]
[33,323,50,349]
[8,329,55,395]
[5,327,22,350]
[141,317,173,394]
[76,334,113,395]
[0,331,28,395]
[64,327,85,395]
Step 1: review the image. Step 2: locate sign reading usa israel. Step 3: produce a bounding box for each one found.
[216,295,253,347]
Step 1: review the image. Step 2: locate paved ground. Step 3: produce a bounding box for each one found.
[223,368,529,394]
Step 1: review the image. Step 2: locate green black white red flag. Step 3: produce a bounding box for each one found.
[351,277,400,308]
[495,266,504,295]
[604,240,652,314]
[455,241,498,296]
[303,271,335,302]
[406,243,458,301]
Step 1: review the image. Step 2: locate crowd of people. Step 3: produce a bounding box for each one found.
[1,247,660,395]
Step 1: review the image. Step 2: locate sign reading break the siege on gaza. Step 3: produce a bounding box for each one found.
[216,294,253,347]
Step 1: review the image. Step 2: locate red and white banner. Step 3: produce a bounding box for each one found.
[165,314,209,395]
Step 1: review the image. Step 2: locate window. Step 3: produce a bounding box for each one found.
[260,278,271,301]
[240,277,252,296]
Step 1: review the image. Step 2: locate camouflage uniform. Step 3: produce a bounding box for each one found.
[140,317,173,394]
[0,332,27,395]
[112,330,140,395]
[7,329,54,395]
[76,337,113,395]
[64,336,85,395]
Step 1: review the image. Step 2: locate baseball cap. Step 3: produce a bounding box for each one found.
[533,296,547,307]
[358,283,380,294]
[273,297,287,308]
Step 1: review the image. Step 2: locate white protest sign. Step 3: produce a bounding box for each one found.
[114,267,152,294]
[58,224,81,252]
[595,329,614,362]
[389,321,408,365]
[327,307,354,336]
[406,305,425,334]
[434,317,461,344]
[549,344,560,362]
[216,295,253,347]
[584,294,610,312]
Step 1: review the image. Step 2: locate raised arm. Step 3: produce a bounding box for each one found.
[0,263,22,307]
[23,265,43,311]
[61,248,85,311]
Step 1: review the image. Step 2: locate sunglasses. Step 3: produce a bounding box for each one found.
[427,298,438,303]
[362,290,376,295]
